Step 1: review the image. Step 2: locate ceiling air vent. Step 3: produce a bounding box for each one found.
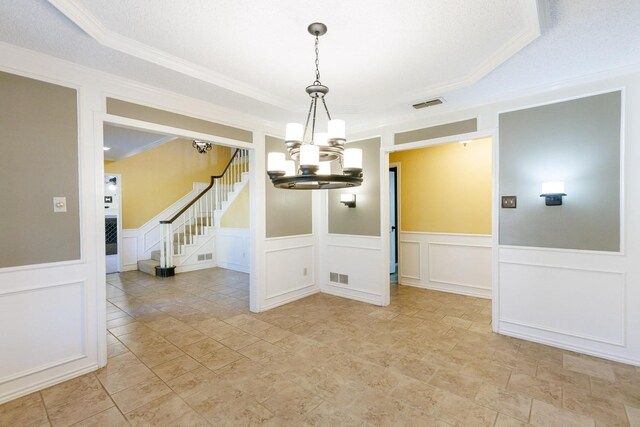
[412,97,445,109]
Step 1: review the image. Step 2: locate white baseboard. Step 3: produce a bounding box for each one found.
[497,324,640,367]
[261,285,319,311]
[322,283,385,306]
[217,261,249,274]
[399,279,491,299]
[0,363,98,405]
[175,261,218,274]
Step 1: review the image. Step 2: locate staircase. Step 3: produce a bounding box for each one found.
[137,149,249,276]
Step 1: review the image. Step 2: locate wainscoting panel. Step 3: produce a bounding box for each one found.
[0,273,95,403]
[322,234,385,306]
[399,232,492,298]
[499,260,626,347]
[121,231,138,271]
[216,228,249,273]
[263,235,317,310]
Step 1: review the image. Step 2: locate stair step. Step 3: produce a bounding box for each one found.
[151,250,160,261]
[138,259,159,276]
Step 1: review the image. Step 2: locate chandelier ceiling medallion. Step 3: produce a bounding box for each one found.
[267,23,363,190]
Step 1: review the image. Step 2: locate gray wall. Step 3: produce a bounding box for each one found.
[329,138,381,236]
[395,118,477,145]
[0,71,80,267]
[265,136,312,238]
[106,98,253,143]
[499,91,621,251]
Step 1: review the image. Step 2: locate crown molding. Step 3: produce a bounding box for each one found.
[48,0,293,110]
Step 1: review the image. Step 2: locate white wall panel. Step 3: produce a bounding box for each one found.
[0,282,86,383]
[216,228,249,273]
[263,235,317,310]
[120,231,138,271]
[499,261,625,346]
[321,234,386,305]
[399,232,492,298]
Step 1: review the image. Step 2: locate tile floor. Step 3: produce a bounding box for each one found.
[1,268,640,426]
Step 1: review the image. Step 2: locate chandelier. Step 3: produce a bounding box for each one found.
[192,140,213,154]
[267,23,363,190]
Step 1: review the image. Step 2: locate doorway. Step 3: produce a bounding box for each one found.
[104,173,121,274]
[389,165,399,283]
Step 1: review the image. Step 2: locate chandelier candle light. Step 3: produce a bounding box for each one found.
[267,23,363,189]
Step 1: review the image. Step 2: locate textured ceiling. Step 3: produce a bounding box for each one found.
[1,1,639,132]
[103,125,173,161]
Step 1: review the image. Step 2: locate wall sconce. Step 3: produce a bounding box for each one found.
[540,181,566,206]
[340,193,356,208]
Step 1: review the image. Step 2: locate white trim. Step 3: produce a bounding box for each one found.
[0,363,99,405]
[103,114,254,150]
[264,234,314,242]
[326,233,383,240]
[260,287,319,311]
[499,318,625,347]
[398,240,421,280]
[264,244,313,254]
[0,354,87,385]
[265,283,316,300]
[498,260,625,275]
[496,327,639,367]
[326,243,380,251]
[323,283,384,306]
[400,281,492,299]
[401,231,492,237]
[499,244,626,256]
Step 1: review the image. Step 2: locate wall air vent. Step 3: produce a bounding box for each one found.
[412,97,445,109]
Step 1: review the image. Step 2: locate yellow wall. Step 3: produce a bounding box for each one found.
[220,184,249,228]
[389,137,492,234]
[105,138,231,229]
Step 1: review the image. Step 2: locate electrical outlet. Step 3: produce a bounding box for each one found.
[303,267,308,276]
[501,196,517,208]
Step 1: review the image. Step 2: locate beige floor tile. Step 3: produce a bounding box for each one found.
[536,360,591,391]
[301,400,366,426]
[563,354,616,382]
[494,413,533,427]
[163,328,208,348]
[111,377,172,414]
[166,366,220,398]
[529,399,595,427]
[347,390,406,426]
[0,392,49,427]
[237,340,284,361]
[107,334,129,359]
[389,353,439,383]
[627,405,640,427]
[95,352,156,394]
[462,360,512,388]
[474,383,532,422]
[125,393,206,426]
[199,346,245,370]
[562,386,629,426]
[428,367,485,399]
[262,383,323,422]
[41,374,114,426]
[507,373,562,407]
[590,377,640,407]
[390,379,447,413]
[217,330,261,350]
[151,354,202,382]
[72,406,128,427]
[441,315,473,329]
[108,322,154,338]
[251,325,293,343]
[434,392,498,427]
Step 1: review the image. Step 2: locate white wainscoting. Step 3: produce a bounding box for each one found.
[120,230,139,271]
[497,246,637,365]
[321,234,386,306]
[216,228,250,273]
[399,232,492,298]
[263,235,318,310]
[0,262,99,404]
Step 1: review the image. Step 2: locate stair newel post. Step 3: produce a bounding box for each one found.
[160,223,166,269]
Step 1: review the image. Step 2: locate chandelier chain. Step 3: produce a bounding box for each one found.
[314,34,321,84]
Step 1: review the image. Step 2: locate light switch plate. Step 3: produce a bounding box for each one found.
[53,196,67,213]
[501,196,517,208]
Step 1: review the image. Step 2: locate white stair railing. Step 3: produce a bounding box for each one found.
[159,149,249,271]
